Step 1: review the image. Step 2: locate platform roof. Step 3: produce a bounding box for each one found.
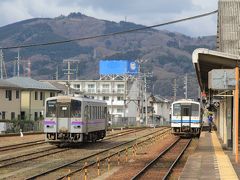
[192,48,240,92]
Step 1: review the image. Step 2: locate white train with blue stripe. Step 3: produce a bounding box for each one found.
[44,95,108,144]
[171,99,202,137]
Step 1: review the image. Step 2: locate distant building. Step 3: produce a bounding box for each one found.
[6,77,60,121]
[44,79,171,126]
[43,79,139,120]
[149,95,171,121]
[0,79,21,133]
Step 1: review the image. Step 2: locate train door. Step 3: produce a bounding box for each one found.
[57,103,70,133]
[181,104,191,130]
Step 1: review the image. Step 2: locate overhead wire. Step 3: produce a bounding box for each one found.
[0,10,218,50]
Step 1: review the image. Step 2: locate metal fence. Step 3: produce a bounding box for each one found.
[2,120,44,133]
[110,117,170,128]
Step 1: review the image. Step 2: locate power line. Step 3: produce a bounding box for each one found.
[0,10,217,50]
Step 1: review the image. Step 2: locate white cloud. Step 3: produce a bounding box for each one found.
[0,0,218,36]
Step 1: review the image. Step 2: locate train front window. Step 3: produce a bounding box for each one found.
[71,100,81,118]
[192,104,199,116]
[182,107,190,116]
[46,100,56,117]
[173,104,181,116]
[58,105,69,118]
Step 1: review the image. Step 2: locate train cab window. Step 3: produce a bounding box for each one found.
[182,107,190,116]
[173,103,181,116]
[71,100,81,118]
[191,104,199,116]
[46,100,57,117]
[58,105,69,118]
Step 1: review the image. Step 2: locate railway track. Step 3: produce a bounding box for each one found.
[0,128,135,153]
[25,128,170,180]
[131,137,191,180]
[0,147,68,168]
[0,128,138,152]
[0,127,161,174]
[0,140,46,152]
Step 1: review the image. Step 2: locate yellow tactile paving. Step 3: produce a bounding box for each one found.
[212,132,238,180]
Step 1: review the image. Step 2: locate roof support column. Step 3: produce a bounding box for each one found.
[234,66,239,163]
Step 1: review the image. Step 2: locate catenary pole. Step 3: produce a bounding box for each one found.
[235,66,239,163]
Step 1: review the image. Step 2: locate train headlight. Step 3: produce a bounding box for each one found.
[46,125,54,128]
[74,126,81,129]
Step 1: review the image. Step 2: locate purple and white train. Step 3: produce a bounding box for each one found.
[44,95,108,144]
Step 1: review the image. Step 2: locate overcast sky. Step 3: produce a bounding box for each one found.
[0,0,218,37]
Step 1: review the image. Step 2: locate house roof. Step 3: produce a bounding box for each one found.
[0,79,21,89]
[6,77,60,91]
[149,94,170,103]
[45,81,68,91]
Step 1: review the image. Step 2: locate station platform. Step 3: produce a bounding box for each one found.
[180,131,239,180]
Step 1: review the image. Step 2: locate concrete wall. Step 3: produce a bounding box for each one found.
[218,0,240,55]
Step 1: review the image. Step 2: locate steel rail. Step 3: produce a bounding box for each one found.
[56,128,170,180]
[131,137,181,180]
[26,128,170,180]
[0,148,69,168]
[0,128,152,169]
[0,147,57,163]
[0,140,45,152]
[0,128,142,152]
[162,139,192,180]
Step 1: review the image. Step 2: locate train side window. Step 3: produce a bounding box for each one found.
[84,105,90,120]
[89,106,92,120]
[104,107,107,118]
[191,104,199,116]
[98,107,100,119]
[96,106,98,119]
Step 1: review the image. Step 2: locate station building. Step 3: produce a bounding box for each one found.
[193,0,240,155]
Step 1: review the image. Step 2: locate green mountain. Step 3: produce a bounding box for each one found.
[0,12,216,99]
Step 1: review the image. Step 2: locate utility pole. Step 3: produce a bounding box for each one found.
[56,65,59,80]
[143,72,153,126]
[75,63,79,80]
[184,74,188,99]
[0,49,3,79]
[13,60,16,77]
[28,60,31,77]
[63,59,80,94]
[173,78,177,101]
[17,49,20,77]
[144,75,148,126]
